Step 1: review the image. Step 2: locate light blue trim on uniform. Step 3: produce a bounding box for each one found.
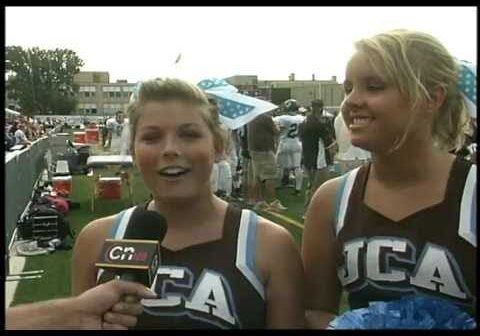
[334,173,349,227]
[109,209,126,238]
[113,206,137,239]
[334,167,360,237]
[245,211,258,275]
[235,209,265,300]
[459,165,476,247]
[96,206,137,283]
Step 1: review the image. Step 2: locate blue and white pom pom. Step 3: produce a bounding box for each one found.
[328,295,476,329]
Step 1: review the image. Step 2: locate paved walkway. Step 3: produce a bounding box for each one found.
[5,256,26,308]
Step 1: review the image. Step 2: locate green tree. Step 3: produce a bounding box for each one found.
[5,46,84,115]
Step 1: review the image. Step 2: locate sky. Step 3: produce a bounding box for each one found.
[5,6,477,85]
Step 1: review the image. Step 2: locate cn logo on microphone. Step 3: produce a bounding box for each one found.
[96,239,160,286]
[108,245,148,262]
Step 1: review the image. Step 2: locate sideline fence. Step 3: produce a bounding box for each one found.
[4,125,64,272]
[5,137,50,251]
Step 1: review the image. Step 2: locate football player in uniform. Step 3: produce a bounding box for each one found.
[274,100,306,195]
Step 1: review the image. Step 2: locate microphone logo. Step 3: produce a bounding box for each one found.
[107,245,149,262]
[96,239,159,270]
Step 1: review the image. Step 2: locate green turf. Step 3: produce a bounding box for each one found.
[11,167,349,313]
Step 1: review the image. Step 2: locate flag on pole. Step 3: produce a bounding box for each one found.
[174,53,182,65]
[198,78,277,130]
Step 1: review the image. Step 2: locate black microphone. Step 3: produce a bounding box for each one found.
[95,209,167,286]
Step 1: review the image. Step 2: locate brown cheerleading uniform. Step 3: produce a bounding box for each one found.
[97,203,266,329]
[333,157,476,315]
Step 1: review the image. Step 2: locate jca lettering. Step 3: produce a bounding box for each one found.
[338,237,471,300]
[142,266,239,328]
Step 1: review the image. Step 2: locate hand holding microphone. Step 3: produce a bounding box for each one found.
[5,279,157,330]
[96,209,167,285]
[94,209,168,328]
[6,210,167,330]
[76,279,157,329]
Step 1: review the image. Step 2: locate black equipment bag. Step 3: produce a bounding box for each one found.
[17,204,75,249]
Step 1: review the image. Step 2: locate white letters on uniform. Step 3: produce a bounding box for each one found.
[142,266,237,326]
[366,238,408,282]
[337,239,365,286]
[410,243,468,299]
[142,267,187,307]
[339,239,469,301]
[185,270,236,325]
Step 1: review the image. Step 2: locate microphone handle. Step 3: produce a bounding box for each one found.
[119,272,138,283]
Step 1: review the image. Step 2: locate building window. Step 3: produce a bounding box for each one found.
[109,92,115,98]
[93,73,102,83]
[115,91,121,98]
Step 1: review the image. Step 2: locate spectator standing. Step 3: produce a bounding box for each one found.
[5,124,16,150]
[248,112,287,211]
[101,118,109,147]
[299,99,336,210]
[238,125,255,205]
[14,123,31,146]
[105,111,130,155]
[274,102,305,194]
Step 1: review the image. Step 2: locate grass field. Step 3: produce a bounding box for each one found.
[11,143,349,314]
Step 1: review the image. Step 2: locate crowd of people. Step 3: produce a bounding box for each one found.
[5,115,63,150]
[6,28,477,330]
[209,96,374,214]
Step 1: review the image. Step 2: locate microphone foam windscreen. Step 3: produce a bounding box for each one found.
[123,209,168,242]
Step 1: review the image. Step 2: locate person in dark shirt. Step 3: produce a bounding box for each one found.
[247,112,287,212]
[299,99,335,210]
[73,78,305,329]
[237,125,255,204]
[302,30,476,328]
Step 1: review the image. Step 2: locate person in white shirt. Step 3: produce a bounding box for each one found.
[274,103,305,195]
[333,112,370,174]
[105,111,130,155]
[14,123,31,146]
[209,99,235,199]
